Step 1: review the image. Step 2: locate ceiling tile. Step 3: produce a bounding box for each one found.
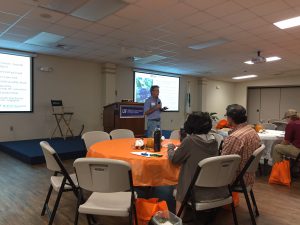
[221,9,257,24]
[16,18,52,31]
[70,31,101,41]
[0,1,33,16]
[185,0,227,10]
[98,15,133,29]
[0,22,10,33]
[233,0,272,8]
[57,15,91,29]
[249,0,291,16]
[205,1,243,17]
[198,19,231,31]
[164,3,198,20]
[182,11,216,26]
[136,0,177,11]
[115,5,148,20]
[84,23,115,35]
[25,7,65,23]
[0,11,20,25]
[46,24,78,37]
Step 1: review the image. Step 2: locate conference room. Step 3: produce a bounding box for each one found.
[1,0,300,225]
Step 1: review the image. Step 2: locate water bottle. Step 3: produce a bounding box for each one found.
[153,127,161,152]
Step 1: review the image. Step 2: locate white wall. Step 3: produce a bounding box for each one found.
[205,79,236,120]
[235,75,300,107]
[0,54,103,141]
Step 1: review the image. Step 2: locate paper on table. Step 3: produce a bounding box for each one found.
[131,151,151,157]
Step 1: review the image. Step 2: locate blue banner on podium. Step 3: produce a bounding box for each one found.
[120,105,144,118]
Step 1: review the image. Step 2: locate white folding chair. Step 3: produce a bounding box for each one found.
[272,121,287,131]
[177,155,241,225]
[81,131,110,150]
[110,129,135,139]
[231,144,265,225]
[40,141,78,225]
[261,123,277,130]
[170,129,180,140]
[73,158,137,225]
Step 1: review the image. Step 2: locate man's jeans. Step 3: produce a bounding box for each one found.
[147,120,160,137]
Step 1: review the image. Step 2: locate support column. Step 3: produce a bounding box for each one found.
[102,63,117,105]
[197,78,208,112]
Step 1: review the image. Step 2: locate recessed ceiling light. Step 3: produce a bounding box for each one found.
[266,56,281,62]
[274,16,300,29]
[232,75,258,80]
[244,60,254,65]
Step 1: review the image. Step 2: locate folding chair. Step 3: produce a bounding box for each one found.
[231,144,265,225]
[284,152,300,178]
[51,100,74,139]
[73,158,138,225]
[177,155,241,225]
[261,123,277,130]
[110,129,135,139]
[40,141,78,225]
[81,131,111,150]
[170,130,180,140]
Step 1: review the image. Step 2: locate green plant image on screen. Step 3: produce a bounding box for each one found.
[135,77,153,102]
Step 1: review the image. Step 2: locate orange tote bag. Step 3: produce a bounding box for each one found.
[136,198,168,225]
[269,160,291,187]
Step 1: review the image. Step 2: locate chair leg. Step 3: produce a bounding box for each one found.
[231,202,239,225]
[74,189,82,225]
[86,215,93,225]
[41,185,53,216]
[250,190,259,217]
[242,185,257,225]
[48,185,64,225]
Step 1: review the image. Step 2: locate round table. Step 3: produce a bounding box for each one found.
[87,138,180,186]
[218,129,285,164]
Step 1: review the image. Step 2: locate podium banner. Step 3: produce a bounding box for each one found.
[120,105,144,118]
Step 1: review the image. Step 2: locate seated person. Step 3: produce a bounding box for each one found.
[272,109,300,163]
[168,112,228,213]
[221,104,261,186]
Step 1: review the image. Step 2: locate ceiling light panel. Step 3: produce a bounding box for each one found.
[71,0,128,22]
[266,56,281,62]
[25,32,64,47]
[274,16,300,29]
[189,38,228,50]
[232,74,257,80]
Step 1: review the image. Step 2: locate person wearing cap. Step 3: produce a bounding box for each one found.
[221,104,261,186]
[272,109,300,163]
[144,85,168,137]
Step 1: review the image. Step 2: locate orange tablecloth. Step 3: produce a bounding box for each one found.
[87,138,180,186]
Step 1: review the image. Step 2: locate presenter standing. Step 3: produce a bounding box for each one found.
[144,85,168,137]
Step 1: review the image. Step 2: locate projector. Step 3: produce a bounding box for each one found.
[251,56,266,64]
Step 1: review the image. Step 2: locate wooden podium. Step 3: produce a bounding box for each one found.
[103,102,145,137]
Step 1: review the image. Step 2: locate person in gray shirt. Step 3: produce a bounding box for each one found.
[168,112,229,214]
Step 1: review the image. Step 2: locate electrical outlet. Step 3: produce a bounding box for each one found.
[10,126,14,131]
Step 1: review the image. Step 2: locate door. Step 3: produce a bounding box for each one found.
[247,88,261,124]
[280,87,300,119]
[260,88,281,122]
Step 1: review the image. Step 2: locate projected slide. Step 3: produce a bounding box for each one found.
[134,72,179,111]
[0,53,32,112]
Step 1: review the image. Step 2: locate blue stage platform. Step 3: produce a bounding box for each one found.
[0,136,86,164]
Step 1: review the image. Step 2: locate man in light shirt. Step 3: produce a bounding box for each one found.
[144,85,167,137]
